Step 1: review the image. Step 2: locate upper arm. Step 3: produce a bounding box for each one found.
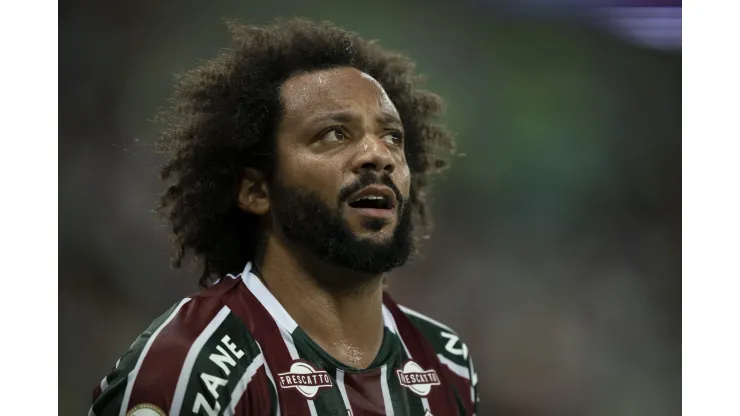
[434,326,480,415]
[399,305,479,414]
[91,299,274,416]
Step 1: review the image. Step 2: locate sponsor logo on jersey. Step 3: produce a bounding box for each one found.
[278,360,333,399]
[126,403,166,416]
[396,360,441,397]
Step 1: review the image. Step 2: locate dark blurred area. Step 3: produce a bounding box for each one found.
[59,0,681,415]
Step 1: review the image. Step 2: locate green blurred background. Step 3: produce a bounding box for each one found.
[59,0,680,414]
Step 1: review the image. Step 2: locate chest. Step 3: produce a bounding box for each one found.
[244,354,462,416]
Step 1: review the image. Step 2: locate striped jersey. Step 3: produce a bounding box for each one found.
[90,262,479,416]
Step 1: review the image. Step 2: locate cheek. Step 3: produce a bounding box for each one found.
[396,164,412,196]
[280,152,343,199]
[276,144,319,183]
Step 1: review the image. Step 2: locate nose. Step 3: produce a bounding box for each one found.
[352,134,395,175]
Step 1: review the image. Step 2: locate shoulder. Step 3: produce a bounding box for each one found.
[397,304,480,412]
[397,304,476,377]
[91,280,270,416]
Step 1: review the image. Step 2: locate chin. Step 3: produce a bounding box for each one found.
[348,218,394,235]
[359,232,396,247]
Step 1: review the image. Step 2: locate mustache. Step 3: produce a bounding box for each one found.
[338,172,404,207]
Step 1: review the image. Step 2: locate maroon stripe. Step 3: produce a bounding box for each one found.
[224,280,311,416]
[233,394,246,415]
[344,369,385,416]
[383,293,459,415]
[126,296,223,413]
[441,366,474,414]
[233,365,273,415]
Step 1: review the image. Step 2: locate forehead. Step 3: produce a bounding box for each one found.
[279,67,399,123]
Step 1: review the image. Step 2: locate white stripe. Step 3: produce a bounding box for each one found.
[223,353,265,416]
[380,365,395,416]
[468,355,477,407]
[213,273,240,287]
[90,372,113,416]
[398,305,454,333]
[170,305,232,416]
[279,325,300,358]
[336,370,353,414]
[277,326,318,416]
[421,391,431,409]
[437,354,470,380]
[243,264,298,333]
[241,262,311,415]
[399,304,470,413]
[257,343,282,416]
[383,305,430,411]
[382,304,398,334]
[118,297,192,416]
[382,305,410,357]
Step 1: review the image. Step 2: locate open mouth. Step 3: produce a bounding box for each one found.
[345,186,397,219]
[348,195,393,210]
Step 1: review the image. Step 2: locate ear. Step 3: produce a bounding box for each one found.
[237,168,270,215]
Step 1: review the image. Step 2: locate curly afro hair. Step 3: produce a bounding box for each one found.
[157,18,455,287]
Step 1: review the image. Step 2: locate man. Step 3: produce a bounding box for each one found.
[91,18,478,416]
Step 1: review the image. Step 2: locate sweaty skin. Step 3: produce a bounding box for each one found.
[238,67,411,369]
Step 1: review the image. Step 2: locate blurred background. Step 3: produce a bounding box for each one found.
[59,0,681,415]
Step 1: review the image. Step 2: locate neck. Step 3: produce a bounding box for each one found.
[256,235,385,369]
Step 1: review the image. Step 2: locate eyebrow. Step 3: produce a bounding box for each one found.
[308,111,403,127]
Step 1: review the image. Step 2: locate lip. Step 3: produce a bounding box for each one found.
[346,206,396,219]
[346,185,398,209]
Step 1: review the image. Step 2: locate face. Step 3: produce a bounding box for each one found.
[267,67,413,274]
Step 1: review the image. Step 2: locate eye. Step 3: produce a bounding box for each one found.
[320,127,348,142]
[382,131,404,147]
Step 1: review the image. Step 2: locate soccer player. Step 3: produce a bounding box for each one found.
[90,18,479,416]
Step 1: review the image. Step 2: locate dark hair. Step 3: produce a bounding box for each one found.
[157,18,455,287]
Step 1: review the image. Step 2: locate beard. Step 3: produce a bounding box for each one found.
[269,173,414,276]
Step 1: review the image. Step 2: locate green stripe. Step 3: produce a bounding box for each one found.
[388,332,425,415]
[92,301,182,416]
[290,329,350,414]
[402,312,470,368]
[290,327,428,415]
[180,312,261,416]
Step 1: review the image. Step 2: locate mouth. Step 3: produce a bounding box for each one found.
[345,185,397,219]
